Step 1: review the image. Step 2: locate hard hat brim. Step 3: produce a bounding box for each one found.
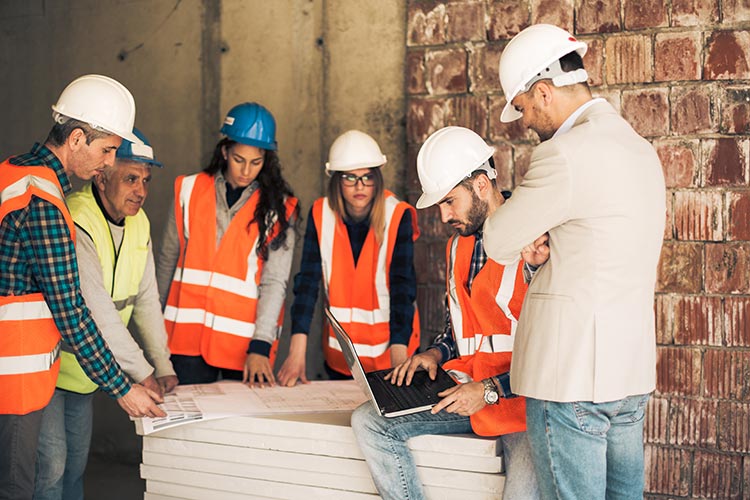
[416,185,453,209]
[500,102,523,123]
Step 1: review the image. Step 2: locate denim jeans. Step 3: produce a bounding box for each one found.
[0,409,44,500]
[351,402,540,500]
[33,389,94,500]
[171,355,243,384]
[525,394,650,500]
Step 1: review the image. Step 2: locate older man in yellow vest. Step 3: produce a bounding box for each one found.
[34,128,177,500]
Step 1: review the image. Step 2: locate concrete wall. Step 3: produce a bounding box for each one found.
[0,0,406,463]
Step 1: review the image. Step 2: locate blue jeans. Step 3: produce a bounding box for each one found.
[351,402,540,500]
[33,389,94,500]
[525,394,650,500]
[0,409,44,500]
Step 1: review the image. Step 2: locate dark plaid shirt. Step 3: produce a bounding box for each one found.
[291,206,416,345]
[1,143,129,397]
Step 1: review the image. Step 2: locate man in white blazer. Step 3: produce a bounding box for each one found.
[483,24,666,500]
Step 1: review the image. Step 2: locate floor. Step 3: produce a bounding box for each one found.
[84,456,144,499]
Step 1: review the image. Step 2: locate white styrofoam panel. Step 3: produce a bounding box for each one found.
[146,481,279,500]
[142,466,378,500]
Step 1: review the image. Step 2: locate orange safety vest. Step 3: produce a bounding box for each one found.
[443,234,527,437]
[313,191,420,375]
[0,161,74,415]
[164,173,297,371]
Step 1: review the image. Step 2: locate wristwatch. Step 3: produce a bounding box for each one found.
[482,378,500,405]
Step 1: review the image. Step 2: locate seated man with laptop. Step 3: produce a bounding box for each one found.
[350,126,540,500]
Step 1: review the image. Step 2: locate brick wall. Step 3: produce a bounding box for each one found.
[404,1,750,498]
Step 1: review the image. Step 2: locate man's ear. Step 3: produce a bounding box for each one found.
[67,128,86,152]
[533,81,555,106]
[93,170,107,191]
[473,173,492,199]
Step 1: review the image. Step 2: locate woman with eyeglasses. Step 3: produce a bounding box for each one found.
[277,130,420,385]
[156,102,299,386]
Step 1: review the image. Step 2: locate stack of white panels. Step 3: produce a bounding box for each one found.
[138,412,505,499]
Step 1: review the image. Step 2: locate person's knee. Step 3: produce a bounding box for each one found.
[351,402,376,434]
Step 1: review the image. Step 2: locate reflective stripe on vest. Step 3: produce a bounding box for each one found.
[447,235,521,356]
[314,192,421,374]
[57,183,151,393]
[164,173,296,371]
[0,161,71,415]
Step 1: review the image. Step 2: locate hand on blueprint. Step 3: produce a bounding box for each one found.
[158,375,179,394]
[277,333,310,387]
[117,384,166,418]
[386,347,443,387]
[243,353,275,387]
[140,374,163,397]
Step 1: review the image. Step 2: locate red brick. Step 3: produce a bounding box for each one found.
[744,450,750,500]
[671,0,719,26]
[655,294,673,344]
[673,190,723,242]
[720,87,750,134]
[722,0,750,23]
[654,32,702,81]
[656,242,703,293]
[530,0,574,32]
[486,0,530,41]
[645,396,669,444]
[582,37,604,87]
[407,49,427,95]
[667,397,718,447]
[468,43,502,93]
[592,88,621,112]
[407,97,449,143]
[406,143,421,197]
[655,140,699,188]
[490,141,514,191]
[644,444,691,496]
[703,138,749,187]
[512,144,534,186]
[706,243,750,294]
[657,346,702,396]
[724,297,750,347]
[414,237,448,283]
[445,1,485,42]
[664,193,673,240]
[488,95,538,143]
[704,31,750,80]
[446,94,489,137]
[693,451,743,498]
[622,88,669,137]
[673,295,723,346]
[727,191,750,241]
[575,0,621,34]
[623,0,668,29]
[718,402,750,453]
[671,86,714,135]
[703,349,750,400]
[425,48,468,95]
[605,35,653,84]
[407,2,448,46]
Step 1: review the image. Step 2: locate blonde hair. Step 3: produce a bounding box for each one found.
[326,168,386,246]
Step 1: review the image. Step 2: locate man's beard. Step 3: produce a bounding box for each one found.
[451,191,488,237]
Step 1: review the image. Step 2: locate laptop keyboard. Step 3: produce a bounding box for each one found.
[367,369,455,412]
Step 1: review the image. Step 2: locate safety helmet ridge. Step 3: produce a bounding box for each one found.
[116,128,163,168]
[325,130,387,173]
[51,74,140,143]
[416,126,496,209]
[220,102,278,150]
[498,24,588,123]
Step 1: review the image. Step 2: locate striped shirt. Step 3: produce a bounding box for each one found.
[1,143,129,397]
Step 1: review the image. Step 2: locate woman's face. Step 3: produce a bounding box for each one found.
[340,167,376,218]
[223,143,265,189]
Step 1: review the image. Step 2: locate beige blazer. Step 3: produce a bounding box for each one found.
[484,100,665,403]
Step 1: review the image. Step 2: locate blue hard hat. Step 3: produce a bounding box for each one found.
[115,128,163,168]
[220,102,277,150]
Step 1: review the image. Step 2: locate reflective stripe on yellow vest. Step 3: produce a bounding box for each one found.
[443,233,528,436]
[56,183,150,394]
[164,173,297,371]
[0,161,72,415]
[314,192,421,376]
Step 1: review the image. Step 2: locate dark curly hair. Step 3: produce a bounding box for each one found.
[204,138,300,261]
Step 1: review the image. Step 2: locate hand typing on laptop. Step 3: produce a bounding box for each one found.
[385,348,486,417]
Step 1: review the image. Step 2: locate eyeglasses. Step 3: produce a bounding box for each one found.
[340,173,376,187]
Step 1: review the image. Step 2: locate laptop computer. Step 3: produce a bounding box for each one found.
[325,308,457,418]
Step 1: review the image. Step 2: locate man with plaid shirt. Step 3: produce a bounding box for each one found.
[0,75,165,500]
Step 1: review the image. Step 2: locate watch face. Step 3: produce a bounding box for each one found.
[485,389,499,405]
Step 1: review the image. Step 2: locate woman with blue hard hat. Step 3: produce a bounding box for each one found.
[156,102,299,385]
[277,130,421,385]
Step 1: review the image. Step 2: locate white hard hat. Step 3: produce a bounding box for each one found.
[325,129,387,173]
[416,126,496,209]
[499,24,588,123]
[51,74,140,143]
